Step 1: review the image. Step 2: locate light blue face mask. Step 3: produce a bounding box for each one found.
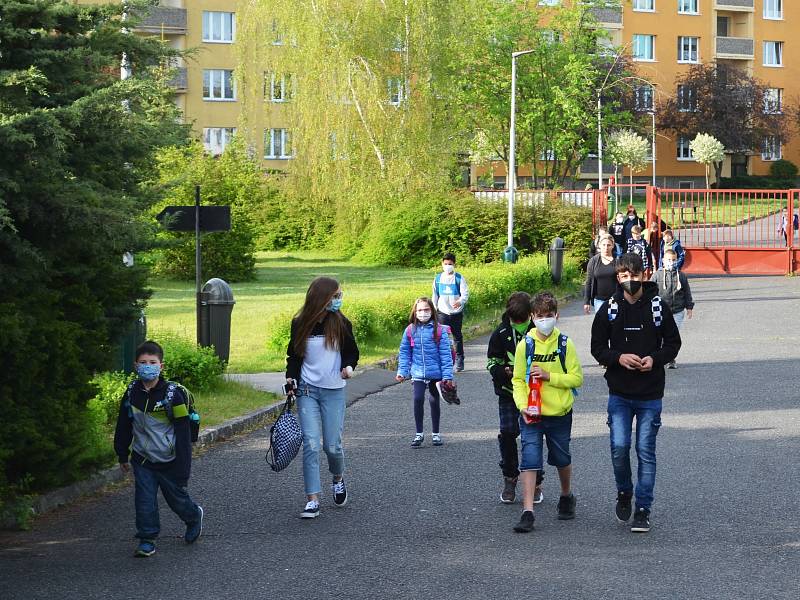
[327,298,343,312]
[136,363,161,382]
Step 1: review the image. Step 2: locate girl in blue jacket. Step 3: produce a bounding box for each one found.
[396,297,454,448]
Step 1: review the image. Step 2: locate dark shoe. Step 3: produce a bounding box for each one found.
[500,477,517,504]
[533,487,544,505]
[185,505,204,544]
[301,500,320,519]
[631,508,651,532]
[410,433,424,448]
[668,361,677,369]
[615,491,633,522]
[455,355,465,372]
[432,433,443,446]
[557,493,576,520]
[513,510,535,533]
[134,540,156,557]
[332,479,348,507]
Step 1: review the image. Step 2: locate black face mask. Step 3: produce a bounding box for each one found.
[621,280,642,295]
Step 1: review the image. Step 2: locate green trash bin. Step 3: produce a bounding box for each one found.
[114,310,147,373]
[199,278,235,363]
[502,245,519,264]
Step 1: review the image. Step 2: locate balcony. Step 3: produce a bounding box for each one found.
[133,7,188,35]
[169,67,188,93]
[713,1,754,11]
[590,6,623,28]
[715,36,754,59]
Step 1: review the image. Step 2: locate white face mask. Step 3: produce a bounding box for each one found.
[416,309,432,323]
[663,260,675,270]
[442,264,454,274]
[534,317,557,337]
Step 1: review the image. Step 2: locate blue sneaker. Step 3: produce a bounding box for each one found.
[134,540,156,557]
[185,506,204,544]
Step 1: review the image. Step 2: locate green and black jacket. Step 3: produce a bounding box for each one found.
[486,312,533,401]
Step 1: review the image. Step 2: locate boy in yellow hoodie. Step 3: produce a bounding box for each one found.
[511,292,583,533]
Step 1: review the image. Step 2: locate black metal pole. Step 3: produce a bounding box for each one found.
[195,185,202,345]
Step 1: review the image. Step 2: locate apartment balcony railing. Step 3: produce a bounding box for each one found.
[716,36,754,59]
[134,7,188,35]
[714,1,754,11]
[169,67,188,93]
[590,6,623,26]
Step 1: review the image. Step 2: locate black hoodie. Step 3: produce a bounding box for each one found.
[486,312,534,400]
[590,281,681,400]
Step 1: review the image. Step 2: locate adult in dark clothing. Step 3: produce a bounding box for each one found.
[486,292,543,505]
[589,226,609,257]
[584,235,618,314]
[590,253,681,534]
[609,213,626,257]
[622,204,646,243]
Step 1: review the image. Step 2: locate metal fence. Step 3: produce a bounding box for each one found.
[472,189,594,208]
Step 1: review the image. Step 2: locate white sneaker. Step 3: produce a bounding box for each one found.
[432,433,443,446]
[301,500,320,519]
[533,488,544,504]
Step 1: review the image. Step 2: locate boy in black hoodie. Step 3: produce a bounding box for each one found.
[487,292,543,505]
[590,254,681,533]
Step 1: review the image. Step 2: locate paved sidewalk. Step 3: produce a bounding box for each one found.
[1,275,799,599]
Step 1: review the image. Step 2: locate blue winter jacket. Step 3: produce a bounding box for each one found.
[659,238,685,269]
[397,322,454,381]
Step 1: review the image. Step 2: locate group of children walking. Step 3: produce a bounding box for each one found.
[113,244,688,556]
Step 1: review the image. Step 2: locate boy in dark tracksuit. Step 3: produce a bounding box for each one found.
[486,292,543,505]
[590,253,681,534]
[114,340,203,557]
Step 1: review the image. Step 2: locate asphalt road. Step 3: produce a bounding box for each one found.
[1,275,799,600]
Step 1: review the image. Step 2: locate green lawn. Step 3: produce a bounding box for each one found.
[147,251,437,373]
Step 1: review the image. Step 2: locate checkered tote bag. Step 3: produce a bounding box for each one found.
[265,396,303,472]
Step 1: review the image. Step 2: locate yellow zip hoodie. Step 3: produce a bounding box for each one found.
[512,327,583,417]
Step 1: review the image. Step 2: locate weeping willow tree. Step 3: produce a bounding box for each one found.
[237,0,467,251]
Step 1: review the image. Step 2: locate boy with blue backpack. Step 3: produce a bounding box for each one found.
[511,292,583,533]
[114,340,203,557]
[432,252,469,372]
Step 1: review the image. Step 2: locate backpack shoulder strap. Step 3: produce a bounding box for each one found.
[405,324,415,348]
[124,381,136,419]
[525,336,535,381]
[556,333,569,373]
[651,295,662,327]
[163,382,177,422]
[434,324,442,343]
[607,297,619,322]
[455,272,462,288]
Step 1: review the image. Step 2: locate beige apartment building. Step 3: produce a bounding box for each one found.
[84,1,798,189]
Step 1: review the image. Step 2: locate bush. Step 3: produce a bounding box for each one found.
[159,334,225,391]
[768,159,798,180]
[717,176,795,189]
[89,371,135,427]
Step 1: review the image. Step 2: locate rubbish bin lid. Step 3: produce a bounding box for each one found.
[201,278,235,305]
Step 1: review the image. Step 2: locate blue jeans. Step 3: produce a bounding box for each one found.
[132,462,200,541]
[296,382,346,496]
[607,394,662,510]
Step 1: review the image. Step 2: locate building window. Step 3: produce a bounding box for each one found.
[388,78,405,105]
[633,35,655,61]
[763,41,783,67]
[677,36,699,63]
[678,0,698,15]
[764,0,783,20]
[202,12,235,43]
[763,88,783,114]
[633,0,655,11]
[539,149,555,161]
[272,19,283,45]
[541,30,560,44]
[203,128,236,156]
[761,137,782,161]
[678,181,694,189]
[538,0,560,6]
[635,86,654,111]
[203,69,235,101]
[265,73,294,103]
[264,129,292,159]
[677,84,697,112]
[677,137,694,160]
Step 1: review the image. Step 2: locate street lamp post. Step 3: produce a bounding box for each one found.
[649,107,656,187]
[507,50,536,250]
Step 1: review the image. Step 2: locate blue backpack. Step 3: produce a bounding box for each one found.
[524,333,579,398]
[434,272,463,297]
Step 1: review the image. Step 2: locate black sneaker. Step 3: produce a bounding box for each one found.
[301,500,320,519]
[184,505,203,544]
[631,508,651,533]
[455,356,465,372]
[410,433,424,448]
[332,479,348,507]
[557,493,576,520]
[500,477,517,504]
[513,510,535,533]
[615,491,633,522]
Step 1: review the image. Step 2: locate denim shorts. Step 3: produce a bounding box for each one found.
[519,411,573,471]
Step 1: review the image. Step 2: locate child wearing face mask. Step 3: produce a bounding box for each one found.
[658,229,685,270]
[432,252,469,372]
[650,249,694,368]
[114,340,203,558]
[609,213,626,257]
[396,297,455,448]
[510,292,583,533]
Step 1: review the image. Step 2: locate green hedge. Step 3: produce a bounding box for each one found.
[266,254,578,352]
[716,176,796,190]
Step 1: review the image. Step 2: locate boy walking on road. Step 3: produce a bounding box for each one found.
[651,249,694,369]
[114,341,203,557]
[511,292,583,533]
[433,252,469,371]
[591,254,681,533]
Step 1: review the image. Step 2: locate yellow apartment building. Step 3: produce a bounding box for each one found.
[80,1,798,189]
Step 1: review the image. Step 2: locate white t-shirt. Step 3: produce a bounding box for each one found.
[300,335,345,389]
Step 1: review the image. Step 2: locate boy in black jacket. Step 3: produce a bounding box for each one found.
[590,254,681,534]
[486,292,543,505]
[114,341,203,557]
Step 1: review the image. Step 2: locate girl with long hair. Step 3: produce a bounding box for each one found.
[285,277,359,519]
